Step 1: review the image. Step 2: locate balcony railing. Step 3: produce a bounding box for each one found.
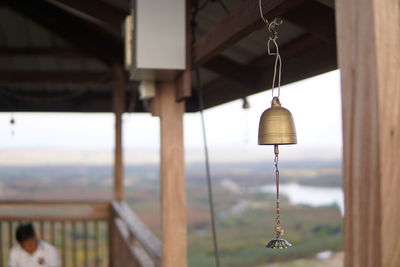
[0,200,161,267]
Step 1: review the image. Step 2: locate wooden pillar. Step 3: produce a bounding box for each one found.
[113,63,125,201]
[155,81,187,267]
[336,0,400,266]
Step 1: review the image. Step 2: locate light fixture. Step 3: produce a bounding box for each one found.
[258,0,297,249]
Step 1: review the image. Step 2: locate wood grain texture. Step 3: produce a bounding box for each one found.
[157,82,187,267]
[112,202,162,266]
[175,0,192,102]
[111,218,142,267]
[53,0,126,33]
[192,0,304,67]
[336,0,400,266]
[2,0,122,65]
[0,47,90,58]
[200,37,336,109]
[113,63,125,201]
[283,0,336,44]
[0,201,111,220]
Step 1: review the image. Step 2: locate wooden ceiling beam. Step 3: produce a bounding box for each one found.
[198,34,318,98]
[0,91,144,113]
[282,0,336,45]
[3,0,122,65]
[52,0,126,34]
[250,34,320,68]
[202,55,259,86]
[200,38,337,109]
[0,47,90,58]
[192,0,304,67]
[0,71,112,83]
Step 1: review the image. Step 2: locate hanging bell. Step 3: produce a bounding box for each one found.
[258,97,297,145]
[242,97,250,109]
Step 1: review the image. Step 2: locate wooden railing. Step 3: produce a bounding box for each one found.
[111,201,162,267]
[0,200,162,267]
[0,200,110,267]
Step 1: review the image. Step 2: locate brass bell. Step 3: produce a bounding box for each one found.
[258,97,297,145]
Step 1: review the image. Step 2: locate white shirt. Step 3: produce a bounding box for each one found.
[8,240,61,267]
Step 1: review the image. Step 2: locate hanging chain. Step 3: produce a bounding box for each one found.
[273,145,282,238]
[259,0,283,99]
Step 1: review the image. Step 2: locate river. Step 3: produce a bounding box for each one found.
[260,183,344,215]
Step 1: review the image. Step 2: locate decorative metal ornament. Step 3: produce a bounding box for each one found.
[258,97,296,145]
[258,0,297,249]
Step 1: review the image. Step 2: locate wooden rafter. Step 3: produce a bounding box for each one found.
[0,47,90,58]
[196,35,318,105]
[192,0,304,67]
[0,71,112,83]
[0,91,142,113]
[200,37,336,109]
[52,0,127,33]
[202,55,259,86]
[175,0,193,101]
[3,0,122,65]
[283,0,336,44]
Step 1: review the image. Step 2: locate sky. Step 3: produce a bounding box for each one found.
[0,70,342,165]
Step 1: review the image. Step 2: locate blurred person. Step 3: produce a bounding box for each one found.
[9,223,61,267]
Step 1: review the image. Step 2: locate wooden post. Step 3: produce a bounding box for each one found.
[336,0,400,266]
[113,63,125,202]
[156,82,187,267]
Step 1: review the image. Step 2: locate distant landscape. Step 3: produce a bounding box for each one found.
[0,160,343,267]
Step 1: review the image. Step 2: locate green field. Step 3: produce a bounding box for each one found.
[0,160,343,266]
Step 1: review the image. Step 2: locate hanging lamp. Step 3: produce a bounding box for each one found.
[258,0,297,249]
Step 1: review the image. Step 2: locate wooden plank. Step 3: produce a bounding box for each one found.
[0,200,110,206]
[0,216,109,222]
[0,47,90,58]
[112,202,162,266]
[200,38,336,109]
[0,71,111,83]
[113,63,125,201]
[282,0,336,44]
[72,222,77,267]
[3,0,122,65]
[192,0,304,67]
[95,221,100,267]
[108,213,114,267]
[0,90,143,113]
[0,201,111,221]
[157,82,187,267]
[200,34,317,88]
[0,222,2,266]
[40,222,44,240]
[8,222,12,248]
[202,55,259,86]
[336,0,400,266]
[62,222,66,267]
[53,0,126,33]
[83,222,88,266]
[111,218,142,267]
[250,34,318,68]
[51,222,55,245]
[175,0,192,101]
